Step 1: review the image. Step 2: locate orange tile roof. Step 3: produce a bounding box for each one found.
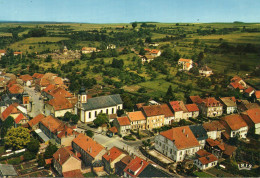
[223,143,237,156]
[189,96,202,104]
[73,134,104,158]
[45,158,53,165]
[40,115,63,133]
[57,126,79,138]
[28,114,45,127]
[142,105,164,117]
[103,146,124,162]
[255,91,260,99]
[179,58,192,63]
[50,87,72,98]
[169,101,183,112]
[32,73,44,79]
[244,87,254,94]
[221,114,248,131]
[203,121,226,132]
[150,49,160,54]
[14,52,22,55]
[53,146,80,166]
[19,74,33,82]
[196,149,211,157]
[117,116,131,126]
[8,84,24,94]
[15,113,26,124]
[230,82,244,90]
[231,76,243,83]
[244,108,260,124]
[53,77,64,85]
[1,103,20,121]
[198,154,218,165]
[42,84,56,93]
[123,156,149,177]
[128,111,146,121]
[47,96,73,111]
[160,104,174,117]
[135,103,145,110]
[109,126,118,133]
[7,79,17,88]
[63,169,83,178]
[0,49,6,53]
[160,126,200,150]
[206,138,221,147]
[202,97,222,107]
[185,104,199,112]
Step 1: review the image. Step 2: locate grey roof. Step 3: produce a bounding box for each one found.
[82,94,123,111]
[35,129,50,142]
[220,97,237,107]
[189,125,208,141]
[0,164,18,176]
[139,164,171,177]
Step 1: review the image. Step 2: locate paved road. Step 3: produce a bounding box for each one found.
[24,86,44,118]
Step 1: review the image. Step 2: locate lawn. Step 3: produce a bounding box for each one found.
[193,171,213,177]
[84,172,97,177]
[0,146,5,154]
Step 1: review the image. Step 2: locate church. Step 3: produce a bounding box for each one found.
[75,87,123,123]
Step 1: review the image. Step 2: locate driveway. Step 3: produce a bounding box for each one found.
[24,86,44,117]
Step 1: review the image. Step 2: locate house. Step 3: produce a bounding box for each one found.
[205,138,237,159]
[219,97,237,114]
[196,97,223,117]
[56,126,79,146]
[150,49,161,57]
[75,87,123,123]
[1,103,27,122]
[244,87,255,98]
[123,156,149,178]
[14,51,22,57]
[194,151,218,170]
[253,91,260,103]
[199,66,213,77]
[107,126,118,137]
[53,146,82,176]
[62,169,83,177]
[169,101,183,122]
[107,44,116,49]
[127,111,146,130]
[81,47,97,54]
[228,76,247,92]
[185,104,199,118]
[241,108,260,135]
[203,121,226,140]
[237,100,260,112]
[220,114,248,138]
[8,84,24,94]
[44,87,73,100]
[72,134,106,166]
[35,78,51,91]
[0,92,30,112]
[28,114,45,130]
[0,49,6,57]
[114,116,131,135]
[155,126,201,162]
[115,155,133,176]
[44,97,73,117]
[19,74,33,87]
[141,55,155,64]
[178,58,193,71]
[102,146,127,174]
[189,125,208,148]
[0,164,18,177]
[160,104,175,125]
[138,164,171,177]
[141,105,164,130]
[14,113,28,127]
[32,73,44,80]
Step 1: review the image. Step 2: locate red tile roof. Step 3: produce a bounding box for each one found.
[189,96,202,104]
[203,121,226,132]
[198,154,218,165]
[32,73,44,79]
[160,126,200,150]
[231,76,243,83]
[221,114,248,131]
[244,108,260,124]
[42,84,56,93]
[202,97,222,107]
[185,104,199,112]
[53,146,80,166]
[63,169,83,177]
[255,91,260,99]
[244,87,254,94]
[123,156,149,177]
[196,149,211,158]
[0,49,6,53]
[117,116,131,126]
[109,126,118,133]
[8,84,24,94]
[160,104,174,117]
[128,111,146,121]
[1,103,20,121]
[47,96,73,111]
[28,114,45,127]
[179,58,192,63]
[50,87,72,98]
[223,143,237,156]
[150,49,160,54]
[206,138,221,147]
[230,82,244,90]
[57,126,79,138]
[40,115,63,133]
[169,101,183,112]
[103,146,124,162]
[15,113,26,124]
[19,74,33,82]
[73,134,104,159]
[45,158,53,165]
[142,105,164,117]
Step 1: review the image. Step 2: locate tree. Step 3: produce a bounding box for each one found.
[139,48,146,55]
[44,143,58,159]
[85,130,94,138]
[163,85,176,102]
[24,151,36,161]
[44,55,52,62]
[93,113,109,127]
[37,154,45,167]
[145,37,152,43]
[90,51,97,59]
[27,138,40,154]
[132,22,137,29]
[63,112,79,124]
[1,116,14,138]
[117,109,125,117]
[71,114,79,124]
[5,127,30,150]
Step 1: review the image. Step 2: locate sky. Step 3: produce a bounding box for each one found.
[0,0,260,23]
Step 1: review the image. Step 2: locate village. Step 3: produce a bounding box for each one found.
[0,44,259,177]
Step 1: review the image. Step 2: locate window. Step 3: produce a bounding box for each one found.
[118,106,120,110]
[89,112,91,118]
[106,109,108,114]
[112,108,114,114]
[95,111,97,117]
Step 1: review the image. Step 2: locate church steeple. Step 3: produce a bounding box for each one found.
[78,86,87,108]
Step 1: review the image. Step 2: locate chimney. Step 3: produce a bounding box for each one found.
[186,134,188,138]
[141,160,143,165]
[59,154,60,161]
[183,129,185,133]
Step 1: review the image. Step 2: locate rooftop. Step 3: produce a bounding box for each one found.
[221,114,248,131]
[219,97,237,107]
[103,146,124,162]
[117,116,131,126]
[128,111,146,121]
[185,104,199,112]
[198,154,218,165]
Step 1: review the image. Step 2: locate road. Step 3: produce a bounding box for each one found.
[24,86,44,117]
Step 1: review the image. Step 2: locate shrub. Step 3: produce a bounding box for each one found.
[123,135,136,141]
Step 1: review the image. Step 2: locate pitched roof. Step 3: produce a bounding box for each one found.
[47,97,73,111]
[8,84,24,94]
[0,49,6,53]
[230,82,244,90]
[223,143,237,156]
[142,105,164,117]
[72,134,104,158]
[243,108,260,124]
[109,126,118,133]
[57,126,79,138]
[42,84,56,93]
[179,58,192,63]
[53,77,64,85]
[244,87,255,94]
[150,49,160,54]
[138,164,171,177]
[128,111,146,121]
[63,169,83,178]
[28,114,45,127]
[14,113,26,124]
[185,104,199,112]
[255,91,260,99]
[206,138,222,147]
[36,78,50,87]
[219,97,237,107]
[40,115,63,133]
[169,101,183,112]
[203,121,226,132]
[160,126,200,150]
[1,103,20,121]
[123,156,149,177]
[32,73,44,79]
[53,146,80,166]
[82,94,123,111]
[189,125,208,141]
[198,154,218,165]
[160,104,174,117]
[200,65,212,71]
[231,76,243,83]
[50,87,72,98]
[221,114,248,131]
[117,116,131,126]
[103,146,124,162]
[189,96,202,104]
[201,97,222,107]
[82,47,96,51]
[19,74,33,82]
[196,149,212,158]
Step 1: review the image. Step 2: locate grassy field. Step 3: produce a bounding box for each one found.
[193,171,214,177]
